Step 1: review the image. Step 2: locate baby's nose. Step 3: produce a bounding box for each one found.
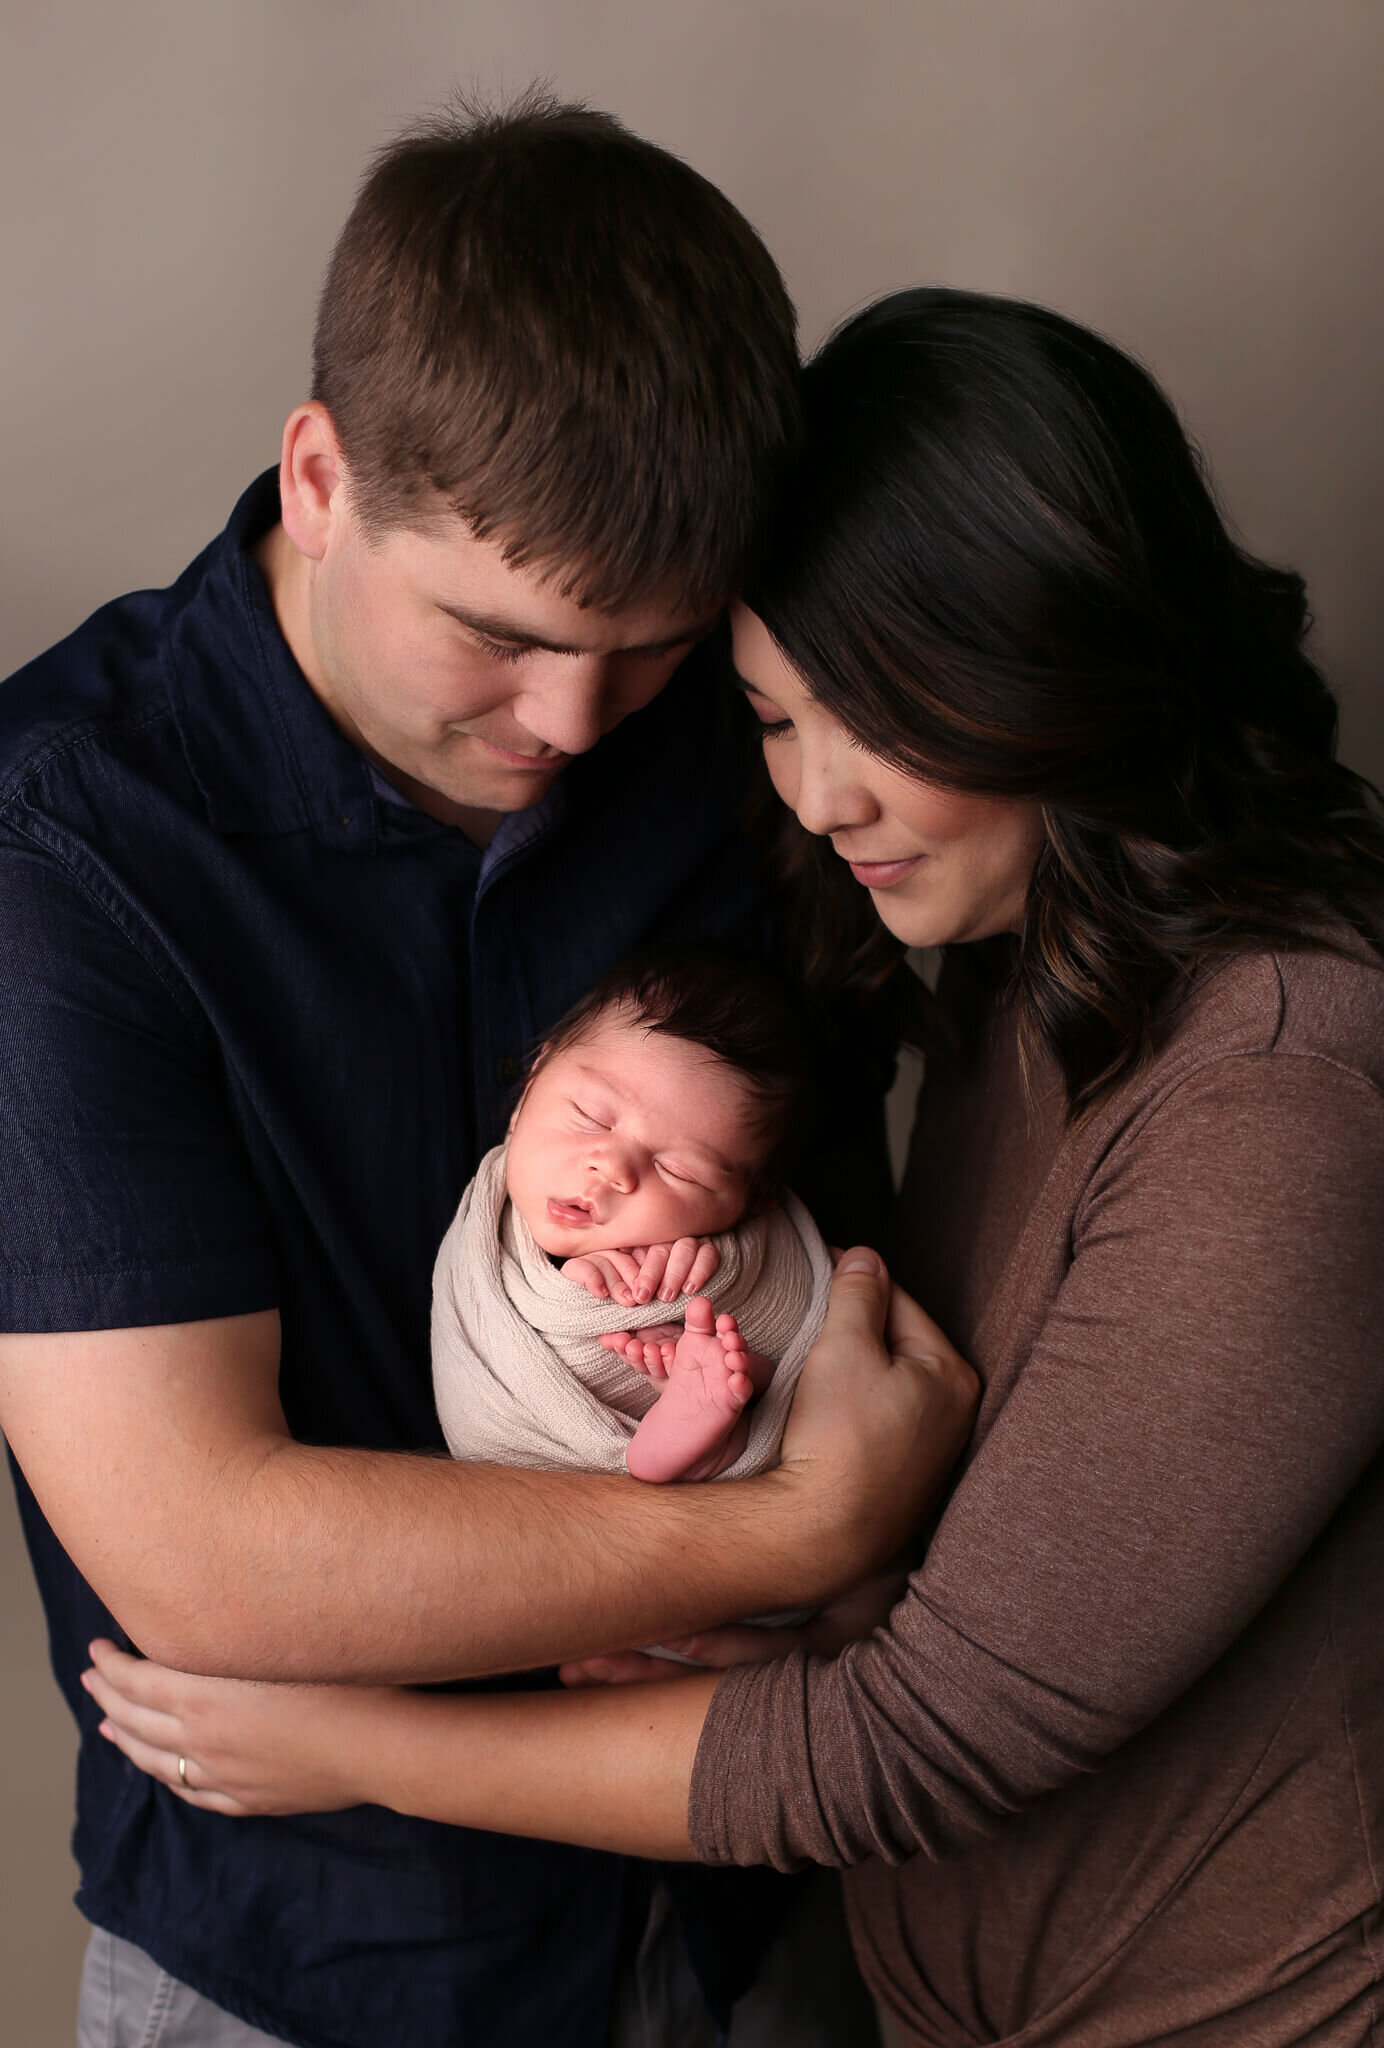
[591,1144,638,1193]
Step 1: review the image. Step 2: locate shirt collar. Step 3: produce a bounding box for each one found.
[166,471,428,850]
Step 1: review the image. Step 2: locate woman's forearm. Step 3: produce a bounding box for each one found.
[84,1640,719,1858]
[368,1676,721,1857]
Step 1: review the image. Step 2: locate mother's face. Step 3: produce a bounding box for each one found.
[732,606,1045,949]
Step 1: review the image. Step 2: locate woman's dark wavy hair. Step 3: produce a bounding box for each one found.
[750,288,1384,1116]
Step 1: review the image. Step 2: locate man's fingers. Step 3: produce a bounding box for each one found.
[816,1247,891,1349]
[884,1280,951,1357]
[883,1284,980,1409]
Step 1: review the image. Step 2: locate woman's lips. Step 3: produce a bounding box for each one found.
[846,854,924,888]
[547,1198,596,1228]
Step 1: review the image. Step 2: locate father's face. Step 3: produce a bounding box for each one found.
[272,420,717,828]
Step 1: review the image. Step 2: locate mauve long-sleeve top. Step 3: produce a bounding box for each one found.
[689,941,1384,2046]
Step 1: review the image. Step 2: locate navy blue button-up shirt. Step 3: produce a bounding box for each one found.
[0,474,793,2046]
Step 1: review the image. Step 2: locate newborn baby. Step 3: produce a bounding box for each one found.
[430,952,832,1486]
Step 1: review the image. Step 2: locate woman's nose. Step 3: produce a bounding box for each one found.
[792,743,877,839]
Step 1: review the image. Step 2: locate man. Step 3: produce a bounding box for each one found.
[0,95,905,2046]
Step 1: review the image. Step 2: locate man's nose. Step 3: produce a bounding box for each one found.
[517,655,614,758]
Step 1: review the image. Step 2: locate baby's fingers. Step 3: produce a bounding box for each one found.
[561,1256,608,1299]
[579,1251,643,1306]
[633,1244,669,1304]
[682,1240,720,1296]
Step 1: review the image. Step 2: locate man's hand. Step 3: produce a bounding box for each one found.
[768,1249,978,1593]
[0,1252,973,1687]
[560,1237,719,1308]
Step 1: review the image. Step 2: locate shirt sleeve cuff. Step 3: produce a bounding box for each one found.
[0,1246,279,1332]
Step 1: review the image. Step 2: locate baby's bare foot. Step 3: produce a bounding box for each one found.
[625,1299,755,1483]
[599,1323,682,1380]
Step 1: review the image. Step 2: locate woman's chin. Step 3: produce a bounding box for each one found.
[866,890,947,948]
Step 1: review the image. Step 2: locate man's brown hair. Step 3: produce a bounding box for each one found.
[312,88,801,613]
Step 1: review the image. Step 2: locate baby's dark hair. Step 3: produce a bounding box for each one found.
[531,950,813,1206]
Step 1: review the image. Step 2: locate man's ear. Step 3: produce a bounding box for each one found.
[277,401,348,564]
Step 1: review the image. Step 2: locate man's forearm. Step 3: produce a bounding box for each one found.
[160,1440,832,1683]
[3,1315,831,1685]
[6,1260,976,1685]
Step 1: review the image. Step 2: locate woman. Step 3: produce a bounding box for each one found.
[85,290,1384,2045]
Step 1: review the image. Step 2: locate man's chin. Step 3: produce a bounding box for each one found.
[394,759,565,832]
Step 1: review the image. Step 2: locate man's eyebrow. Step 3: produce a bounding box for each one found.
[437,600,720,659]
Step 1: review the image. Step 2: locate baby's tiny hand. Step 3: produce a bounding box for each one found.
[635,1237,720,1305]
[560,1250,645,1306]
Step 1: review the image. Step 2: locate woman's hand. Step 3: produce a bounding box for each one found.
[81,1639,401,1816]
[81,1638,714,1856]
[559,1559,911,1687]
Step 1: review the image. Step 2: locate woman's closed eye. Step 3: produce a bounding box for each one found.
[738,684,795,739]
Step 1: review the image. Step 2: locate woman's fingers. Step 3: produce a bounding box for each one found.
[94,1717,250,1815]
[659,1623,812,1667]
[82,1640,255,1814]
[558,1651,681,1687]
[81,1663,183,1752]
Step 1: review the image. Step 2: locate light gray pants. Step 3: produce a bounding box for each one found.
[76,1930,281,2047]
[77,1874,880,2046]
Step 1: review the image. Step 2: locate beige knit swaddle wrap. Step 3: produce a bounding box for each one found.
[431,1141,832,1479]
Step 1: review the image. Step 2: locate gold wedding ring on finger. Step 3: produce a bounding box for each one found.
[178,1755,190,1789]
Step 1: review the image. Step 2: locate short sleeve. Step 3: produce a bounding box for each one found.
[0,827,278,1330]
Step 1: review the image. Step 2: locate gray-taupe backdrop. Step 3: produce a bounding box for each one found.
[3,2,1381,2040]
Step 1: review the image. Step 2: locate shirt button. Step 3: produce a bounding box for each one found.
[494,1055,522,1085]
